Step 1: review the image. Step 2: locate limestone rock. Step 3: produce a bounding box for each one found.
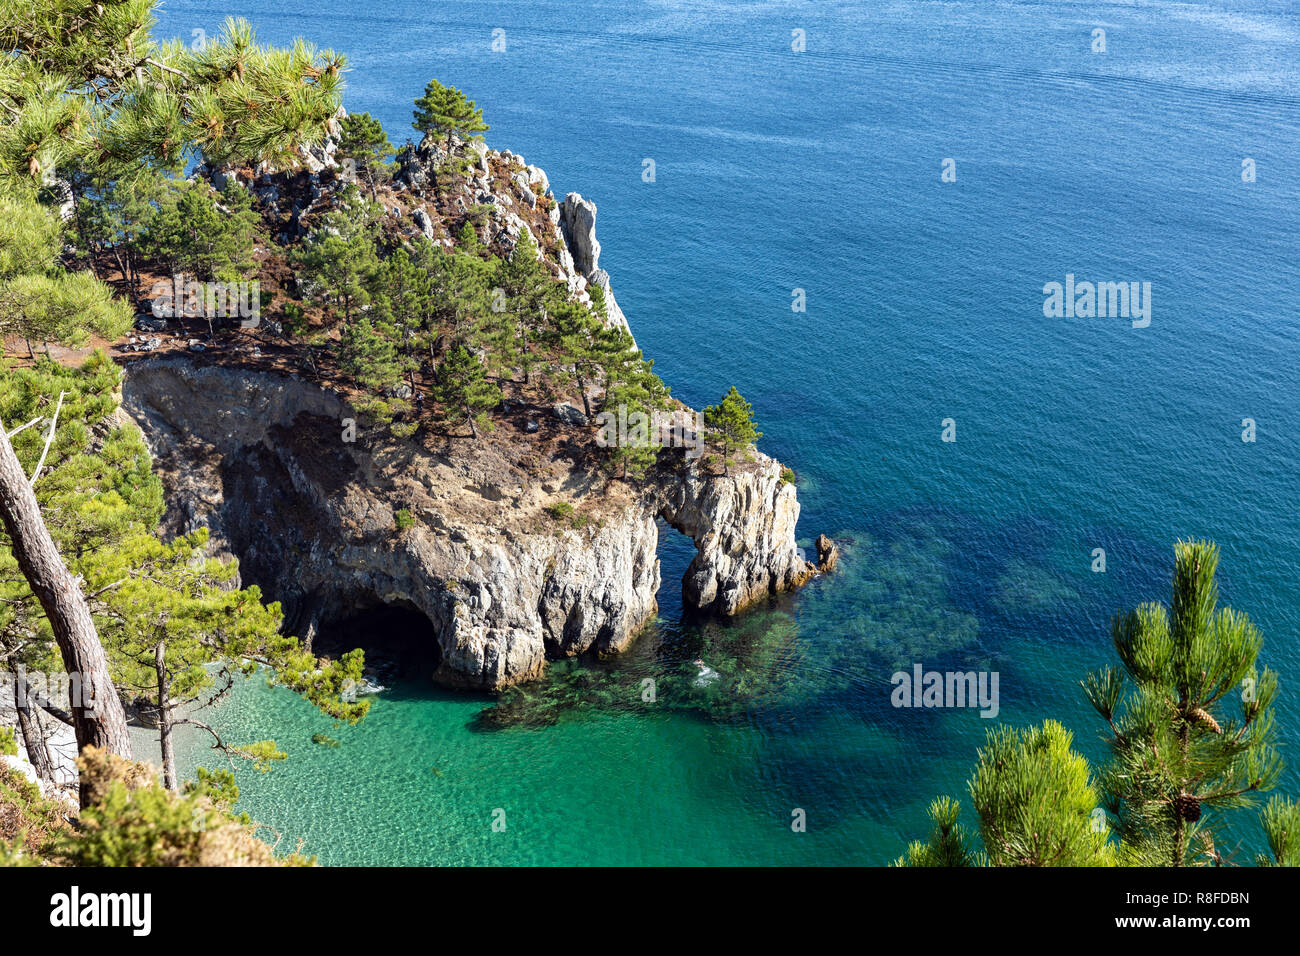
[560,193,601,275]
[816,534,839,573]
[587,268,630,333]
[552,403,588,426]
[659,452,815,616]
[121,359,815,691]
[412,207,436,239]
[525,165,549,193]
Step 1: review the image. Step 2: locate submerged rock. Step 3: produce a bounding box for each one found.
[816,534,839,573]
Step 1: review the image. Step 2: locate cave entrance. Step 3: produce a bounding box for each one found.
[312,599,441,685]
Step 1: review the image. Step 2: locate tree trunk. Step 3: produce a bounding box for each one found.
[112,247,129,292]
[0,422,133,806]
[577,371,591,419]
[155,640,177,791]
[521,326,530,386]
[14,680,55,788]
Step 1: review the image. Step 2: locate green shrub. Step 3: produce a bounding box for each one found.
[390,421,419,440]
[545,501,574,521]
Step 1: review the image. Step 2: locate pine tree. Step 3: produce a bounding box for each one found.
[412,78,488,152]
[72,166,171,300]
[369,244,432,396]
[432,344,499,439]
[548,298,605,419]
[1083,540,1282,866]
[0,356,367,795]
[1257,796,1300,867]
[898,541,1294,868]
[143,177,260,282]
[290,191,380,323]
[0,13,345,190]
[92,528,367,790]
[968,721,1114,866]
[426,245,494,347]
[0,0,351,780]
[339,313,401,395]
[336,112,394,200]
[591,325,670,479]
[703,385,760,474]
[897,721,1113,867]
[493,229,550,384]
[893,797,977,867]
[0,196,133,354]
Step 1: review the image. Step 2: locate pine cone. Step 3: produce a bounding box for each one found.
[1175,791,1202,822]
[1188,707,1223,734]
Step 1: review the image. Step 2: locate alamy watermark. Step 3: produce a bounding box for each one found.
[9,666,101,715]
[891,664,999,718]
[151,275,261,328]
[595,404,705,460]
[1043,274,1151,328]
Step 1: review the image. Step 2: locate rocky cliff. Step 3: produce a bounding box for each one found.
[121,358,816,690]
[122,130,825,690]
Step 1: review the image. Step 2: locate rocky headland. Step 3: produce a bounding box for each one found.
[117,124,833,691]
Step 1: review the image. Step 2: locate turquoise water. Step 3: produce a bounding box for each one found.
[156,0,1300,865]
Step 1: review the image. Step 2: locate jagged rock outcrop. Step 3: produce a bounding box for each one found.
[120,358,815,690]
[659,457,811,616]
[153,133,824,690]
[560,193,601,275]
[815,534,839,573]
[559,192,630,334]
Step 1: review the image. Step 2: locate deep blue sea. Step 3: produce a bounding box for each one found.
[153,0,1300,865]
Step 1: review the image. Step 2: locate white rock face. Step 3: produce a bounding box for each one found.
[586,268,630,332]
[560,193,602,276]
[468,139,491,176]
[558,193,633,336]
[120,360,813,690]
[117,139,819,692]
[0,753,38,787]
[525,165,549,193]
[411,207,436,239]
[659,453,810,615]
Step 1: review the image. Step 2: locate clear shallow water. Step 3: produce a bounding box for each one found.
[156,0,1300,865]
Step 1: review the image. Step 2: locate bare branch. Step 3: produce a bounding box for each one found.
[144,57,188,79]
[29,391,65,485]
[5,417,44,439]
